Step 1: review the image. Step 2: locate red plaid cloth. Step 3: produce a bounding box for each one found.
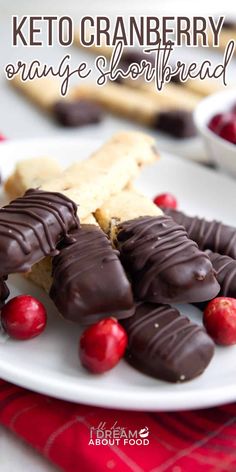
[0,380,236,471]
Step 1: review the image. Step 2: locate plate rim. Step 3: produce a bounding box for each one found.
[1,355,236,411]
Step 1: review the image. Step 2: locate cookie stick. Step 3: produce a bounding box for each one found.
[40,132,157,220]
[72,82,162,126]
[5,129,156,202]
[9,75,103,127]
[73,80,199,112]
[0,188,79,276]
[49,225,134,325]
[95,190,220,304]
[122,302,214,383]
[129,80,200,111]
[163,207,236,260]
[27,218,135,326]
[96,189,162,235]
[4,131,156,221]
[10,76,65,111]
[89,130,158,168]
[72,82,196,138]
[183,79,222,98]
[4,157,63,200]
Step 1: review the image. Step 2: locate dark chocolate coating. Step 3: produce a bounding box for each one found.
[117,215,220,304]
[206,250,236,298]
[223,20,236,30]
[122,302,215,382]
[194,250,236,311]
[53,100,103,127]
[50,225,134,325]
[154,110,197,138]
[170,72,182,84]
[163,208,236,260]
[0,189,79,276]
[0,276,9,308]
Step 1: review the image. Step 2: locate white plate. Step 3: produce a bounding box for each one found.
[1,136,236,412]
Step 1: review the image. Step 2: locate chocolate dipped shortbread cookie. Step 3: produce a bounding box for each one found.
[4,157,63,200]
[96,190,219,304]
[0,189,79,275]
[163,208,236,260]
[53,99,103,127]
[122,302,214,382]
[50,225,134,324]
[72,82,197,138]
[5,132,156,205]
[10,76,103,127]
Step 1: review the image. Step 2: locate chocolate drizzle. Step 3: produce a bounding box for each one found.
[163,208,236,259]
[50,225,134,324]
[0,189,79,275]
[117,215,219,303]
[206,250,236,298]
[122,302,215,382]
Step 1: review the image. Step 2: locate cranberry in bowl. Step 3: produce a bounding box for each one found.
[194,89,236,176]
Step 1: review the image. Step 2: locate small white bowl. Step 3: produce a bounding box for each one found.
[194,89,236,176]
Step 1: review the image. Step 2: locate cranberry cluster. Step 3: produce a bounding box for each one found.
[208,105,236,145]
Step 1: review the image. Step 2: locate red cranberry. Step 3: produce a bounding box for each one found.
[218,120,236,144]
[1,295,47,340]
[153,193,178,209]
[0,134,6,142]
[203,297,236,345]
[208,113,224,133]
[79,317,128,374]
